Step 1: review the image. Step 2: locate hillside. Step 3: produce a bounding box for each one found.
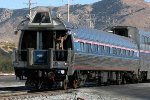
[0,0,150,44]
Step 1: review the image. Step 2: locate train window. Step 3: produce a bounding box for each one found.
[85,43,88,52]
[91,44,96,53]
[91,44,94,52]
[121,49,126,56]
[80,42,84,52]
[130,51,134,56]
[42,31,53,49]
[85,43,92,53]
[141,36,145,43]
[147,37,149,44]
[105,46,110,54]
[74,42,81,51]
[126,50,130,56]
[142,36,144,43]
[134,52,139,57]
[116,48,121,55]
[32,12,51,23]
[143,36,150,45]
[21,31,37,49]
[144,36,148,44]
[112,47,117,55]
[148,37,150,45]
[88,43,92,53]
[113,28,128,37]
[94,44,98,53]
[98,45,104,53]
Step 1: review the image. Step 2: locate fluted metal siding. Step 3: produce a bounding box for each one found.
[74,53,139,71]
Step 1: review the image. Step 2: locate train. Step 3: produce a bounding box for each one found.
[12,7,150,89]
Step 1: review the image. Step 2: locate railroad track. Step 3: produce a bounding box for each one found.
[0,89,76,100]
[0,91,27,99]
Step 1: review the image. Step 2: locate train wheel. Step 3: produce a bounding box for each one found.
[63,79,67,90]
[73,79,78,89]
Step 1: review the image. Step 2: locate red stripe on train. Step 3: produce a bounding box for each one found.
[73,66,136,71]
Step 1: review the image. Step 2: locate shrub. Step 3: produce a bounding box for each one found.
[0,55,14,73]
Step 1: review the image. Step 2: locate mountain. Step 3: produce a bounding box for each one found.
[0,0,150,44]
[0,8,28,44]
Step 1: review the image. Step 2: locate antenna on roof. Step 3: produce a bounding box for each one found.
[29,0,32,16]
[67,0,71,22]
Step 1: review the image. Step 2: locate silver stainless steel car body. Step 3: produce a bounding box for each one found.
[12,7,150,89]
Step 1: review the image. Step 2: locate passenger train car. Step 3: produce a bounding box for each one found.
[12,7,150,89]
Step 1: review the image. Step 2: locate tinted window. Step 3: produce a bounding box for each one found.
[126,50,130,56]
[74,42,80,51]
[32,12,51,23]
[80,42,84,52]
[141,36,145,43]
[112,47,117,55]
[21,31,37,49]
[144,36,148,44]
[92,44,98,53]
[116,48,121,55]
[122,49,126,55]
[98,45,104,53]
[105,46,110,54]
[130,51,134,56]
[85,43,89,52]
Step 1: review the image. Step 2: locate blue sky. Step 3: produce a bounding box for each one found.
[145,0,150,2]
[0,0,150,9]
[0,0,100,9]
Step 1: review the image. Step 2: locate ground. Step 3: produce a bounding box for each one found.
[0,75,150,100]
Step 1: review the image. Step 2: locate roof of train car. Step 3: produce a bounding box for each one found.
[16,7,137,49]
[138,29,150,37]
[70,26,137,49]
[17,7,68,31]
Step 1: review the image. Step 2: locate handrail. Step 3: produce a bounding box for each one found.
[15,49,73,68]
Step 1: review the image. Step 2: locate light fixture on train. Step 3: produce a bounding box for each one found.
[64,62,68,66]
[129,35,132,38]
[61,70,65,74]
[107,30,113,33]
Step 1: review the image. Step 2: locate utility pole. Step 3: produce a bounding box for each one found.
[67,0,70,22]
[56,0,72,22]
[86,14,96,28]
[29,0,32,16]
[25,0,36,17]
